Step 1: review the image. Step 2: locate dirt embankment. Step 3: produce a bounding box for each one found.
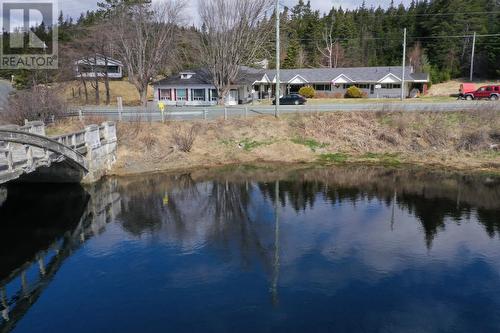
[53,110,500,175]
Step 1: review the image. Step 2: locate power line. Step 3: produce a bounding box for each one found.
[268,34,500,43]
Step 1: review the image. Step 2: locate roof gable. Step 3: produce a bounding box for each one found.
[332,74,355,84]
[378,73,402,83]
[288,74,309,84]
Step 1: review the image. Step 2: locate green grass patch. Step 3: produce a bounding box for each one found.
[481,150,500,158]
[318,153,349,163]
[220,138,275,151]
[361,152,402,166]
[291,137,329,152]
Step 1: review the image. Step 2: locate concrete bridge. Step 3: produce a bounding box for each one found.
[0,121,117,184]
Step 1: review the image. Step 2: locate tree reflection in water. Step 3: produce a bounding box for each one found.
[1,165,499,333]
[117,166,500,299]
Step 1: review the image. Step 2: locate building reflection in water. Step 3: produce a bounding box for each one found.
[0,165,499,332]
[116,166,500,306]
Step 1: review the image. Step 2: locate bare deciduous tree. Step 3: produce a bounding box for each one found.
[317,21,341,68]
[2,86,67,125]
[110,0,186,106]
[198,0,273,105]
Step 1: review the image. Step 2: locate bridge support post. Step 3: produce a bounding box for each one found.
[101,122,117,170]
[24,121,46,136]
[38,256,46,276]
[5,146,13,171]
[81,123,117,183]
[21,271,28,295]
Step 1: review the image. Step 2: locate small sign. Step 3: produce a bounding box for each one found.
[375,84,382,89]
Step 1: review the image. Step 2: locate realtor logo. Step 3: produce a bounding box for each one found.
[0,0,58,69]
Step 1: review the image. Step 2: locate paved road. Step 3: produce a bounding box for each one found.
[0,80,13,112]
[71,100,500,122]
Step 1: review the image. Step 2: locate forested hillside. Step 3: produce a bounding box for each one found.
[265,0,500,81]
[1,0,499,89]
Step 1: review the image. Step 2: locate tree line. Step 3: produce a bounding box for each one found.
[0,0,499,108]
[266,0,500,82]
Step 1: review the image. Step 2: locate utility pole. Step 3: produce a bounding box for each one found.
[470,32,476,82]
[271,180,280,305]
[401,28,407,101]
[275,0,280,118]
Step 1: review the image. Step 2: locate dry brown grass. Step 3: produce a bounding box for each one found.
[59,80,154,106]
[171,124,200,153]
[49,110,500,175]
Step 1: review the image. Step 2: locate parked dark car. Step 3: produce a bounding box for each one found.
[272,94,307,105]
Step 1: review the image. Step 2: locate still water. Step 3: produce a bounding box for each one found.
[0,166,499,333]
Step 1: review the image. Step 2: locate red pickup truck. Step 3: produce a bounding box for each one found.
[463,85,500,101]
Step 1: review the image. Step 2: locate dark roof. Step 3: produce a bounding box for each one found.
[154,69,212,85]
[264,66,427,83]
[154,66,429,86]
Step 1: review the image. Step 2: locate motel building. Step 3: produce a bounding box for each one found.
[153,66,430,106]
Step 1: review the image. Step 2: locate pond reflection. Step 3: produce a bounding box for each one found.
[1,165,499,333]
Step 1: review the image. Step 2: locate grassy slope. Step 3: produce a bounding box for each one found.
[60,79,154,106]
[52,110,500,175]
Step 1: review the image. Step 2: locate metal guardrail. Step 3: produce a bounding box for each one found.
[65,101,500,122]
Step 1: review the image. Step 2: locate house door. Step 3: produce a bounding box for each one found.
[226,89,239,105]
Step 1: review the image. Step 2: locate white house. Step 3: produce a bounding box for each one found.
[153,66,429,106]
[75,55,124,79]
[153,68,261,106]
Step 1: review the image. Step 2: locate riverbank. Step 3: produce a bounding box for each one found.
[52,109,500,176]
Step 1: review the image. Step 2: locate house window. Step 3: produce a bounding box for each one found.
[343,84,353,89]
[314,84,331,91]
[211,89,218,101]
[176,89,187,101]
[159,89,171,100]
[191,89,205,101]
[381,84,401,89]
[356,84,369,89]
[108,66,120,73]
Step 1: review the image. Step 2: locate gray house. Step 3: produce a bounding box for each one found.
[153,66,429,106]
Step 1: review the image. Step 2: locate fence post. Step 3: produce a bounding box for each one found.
[244,106,248,119]
[78,109,83,122]
[117,97,123,121]
[224,107,228,121]
[203,109,207,120]
[26,146,34,168]
[161,109,165,123]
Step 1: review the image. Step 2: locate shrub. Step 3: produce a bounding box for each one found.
[456,129,489,151]
[2,86,67,125]
[299,86,315,98]
[172,124,200,153]
[345,86,364,98]
[139,132,158,151]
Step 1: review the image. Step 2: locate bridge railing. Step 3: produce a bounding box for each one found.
[52,130,87,154]
[0,121,117,184]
